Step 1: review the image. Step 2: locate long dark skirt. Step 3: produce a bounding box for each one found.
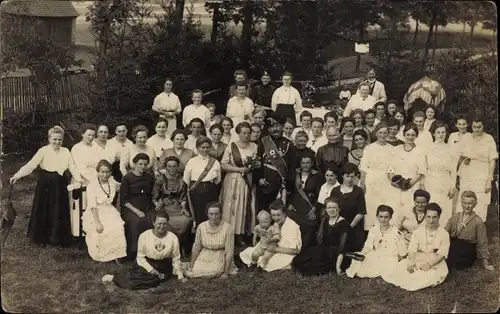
[121,209,153,257]
[275,104,297,126]
[113,257,173,290]
[28,169,72,246]
[292,245,351,277]
[189,181,218,227]
[447,237,477,270]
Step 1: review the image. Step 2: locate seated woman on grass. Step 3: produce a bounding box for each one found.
[185,202,236,278]
[346,205,406,279]
[239,199,302,272]
[444,190,494,271]
[104,210,187,291]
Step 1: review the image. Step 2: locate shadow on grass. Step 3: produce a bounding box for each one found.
[1,159,499,313]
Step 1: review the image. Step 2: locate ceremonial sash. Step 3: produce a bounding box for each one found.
[295,172,314,209]
[231,142,252,188]
[261,136,288,180]
[187,157,216,226]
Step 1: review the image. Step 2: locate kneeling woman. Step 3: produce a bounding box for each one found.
[346,205,406,278]
[185,202,235,278]
[110,210,187,290]
[153,156,192,257]
[82,160,126,262]
[382,203,450,291]
[9,126,83,246]
[292,197,350,276]
[444,190,494,271]
[121,153,155,259]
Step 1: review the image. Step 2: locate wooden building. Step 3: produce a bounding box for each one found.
[0,0,79,47]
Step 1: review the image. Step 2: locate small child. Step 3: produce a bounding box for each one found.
[251,211,281,267]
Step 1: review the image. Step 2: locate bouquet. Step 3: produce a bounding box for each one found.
[244,155,261,170]
[391,174,412,191]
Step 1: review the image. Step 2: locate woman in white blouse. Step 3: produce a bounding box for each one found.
[146,118,174,160]
[120,125,157,177]
[226,84,254,126]
[271,71,302,126]
[107,210,187,290]
[107,123,134,182]
[82,160,126,263]
[70,123,99,237]
[184,118,205,154]
[93,125,116,165]
[10,126,83,246]
[317,167,340,213]
[184,137,222,229]
[152,78,182,135]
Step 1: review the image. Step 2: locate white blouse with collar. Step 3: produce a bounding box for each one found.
[107,137,134,162]
[71,142,99,184]
[183,155,221,185]
[146,134,173,158]
[271,86,302,111]
[14,145,81,180]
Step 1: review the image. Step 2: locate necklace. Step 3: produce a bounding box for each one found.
[379,225,392,244]
[98,179,111,198]
[425,227,437,246]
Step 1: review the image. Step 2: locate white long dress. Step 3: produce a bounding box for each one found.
[152,91,182,135]
[82,177,126,262]
[346,225,406,278]
[382,225,450,291]
[458,133,498,221]
[425,142,456,224]
[239,217,302,272]
[226,96,254,126]
[448,132,471,213]
[387,145,426,214]
[359,142,395,230]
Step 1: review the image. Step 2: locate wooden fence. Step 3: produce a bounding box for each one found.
[1,72,92,118]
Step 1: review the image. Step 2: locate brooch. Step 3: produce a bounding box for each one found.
[269,149,276,157]
[155,241,165,252]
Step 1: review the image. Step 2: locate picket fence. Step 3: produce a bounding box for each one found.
[1,72,92,117]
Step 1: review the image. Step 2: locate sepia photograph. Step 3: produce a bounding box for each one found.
[0,0,498,312]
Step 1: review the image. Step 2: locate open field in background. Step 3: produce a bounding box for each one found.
[1,156,499,313]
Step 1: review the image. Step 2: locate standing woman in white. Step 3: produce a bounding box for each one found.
[226,84,254,126]
[10,126,83,247]
[271,72,302,126]
[146,118,174,162]
[425,121,458,224]
[457,114,498,222]
[152,78,181,136]
[359,123,395,230]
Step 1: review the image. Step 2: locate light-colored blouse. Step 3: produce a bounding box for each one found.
[408,225,449,258]
[107,137,134,162]
[226,96,254,126]
[146,134,173,159]
[86,177,119,209]
[120,144,157,175]
[183,155,221,184]
[182,104,211,128]
[271,86,302,111]
[307,135,328,153]
[184,135,201,154]
[136,229,184,279]
[14,145,81,179]
[71,142,99,184]
[362,225,406,257]
[317,182,340,205]
[152,92,181,115]
[93,140,117,165]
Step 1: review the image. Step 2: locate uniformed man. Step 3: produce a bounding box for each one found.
[254,115,297,212]
[250,71,276,111]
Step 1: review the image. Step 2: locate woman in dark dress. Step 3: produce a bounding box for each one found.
[294,131,316,170]
[330,162,366,252]
[287,155,324,248]
[209,124,227,162]
[121,153,155,259]
[108,210,187,290]
[10,126,83,247]
[292,197,349,276]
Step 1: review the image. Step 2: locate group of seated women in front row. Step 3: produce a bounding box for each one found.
[9,123,494,293]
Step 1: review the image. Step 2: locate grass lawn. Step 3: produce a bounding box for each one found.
[1,156,499,313]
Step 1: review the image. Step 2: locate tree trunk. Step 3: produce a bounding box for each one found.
[241,3,254,68]
[413,18,419,46]
[304,1,319,80]
[422,9,437,71]
[392,15,398,39]
[432,24,438,59]
[210,3,220,46]
[469,23,476,47]
[356,21,364,73]
[174,0,185,31]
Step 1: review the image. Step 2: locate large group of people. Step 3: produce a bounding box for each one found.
[9,68,497,292]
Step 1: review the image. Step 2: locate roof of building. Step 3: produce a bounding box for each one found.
[0,0,79,18]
